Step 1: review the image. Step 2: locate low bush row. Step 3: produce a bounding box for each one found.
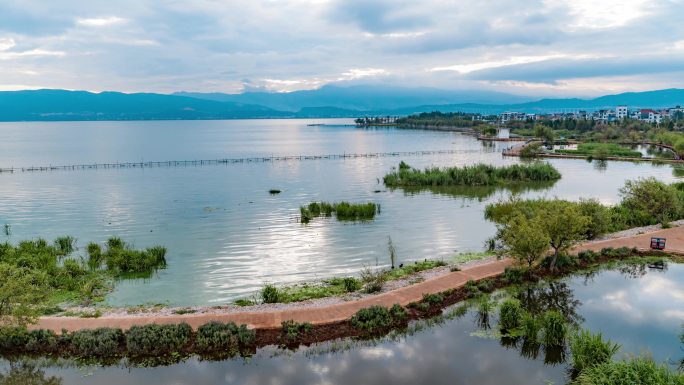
[350,304,407,333]
[0,321,255,359]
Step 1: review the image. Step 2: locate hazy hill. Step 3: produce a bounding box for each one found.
[0,89,287,121]
[175,84,532,112]
[1,87,684,121]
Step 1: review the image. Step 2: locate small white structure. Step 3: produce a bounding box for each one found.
[616,106,628,120]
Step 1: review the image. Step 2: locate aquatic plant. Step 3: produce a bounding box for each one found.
[541,310,567,347]
[388,236,397,269]
[498,299,523,331]
[299,201,379,223]
[521,313,540,342]
[383,162,561,188]
[54,236,76,255]
[569,329,620,374]
[103,239,167,277]
[573,356,684,385]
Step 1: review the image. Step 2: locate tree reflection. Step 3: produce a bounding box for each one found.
[0,361,61,385]
[515,281,584,327]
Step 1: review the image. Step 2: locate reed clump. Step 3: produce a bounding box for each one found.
[300,201,379,223]
[383,161,561,187]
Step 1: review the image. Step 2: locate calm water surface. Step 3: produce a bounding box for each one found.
[1,264,682,385]
[0,119,681,305]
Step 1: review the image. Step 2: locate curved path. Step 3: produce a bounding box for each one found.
[35,226,684,333]
[36,259,512,332]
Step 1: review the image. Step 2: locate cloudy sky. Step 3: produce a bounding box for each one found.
[1,0,683,97]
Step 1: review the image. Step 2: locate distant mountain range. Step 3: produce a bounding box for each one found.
[1,86,684,121]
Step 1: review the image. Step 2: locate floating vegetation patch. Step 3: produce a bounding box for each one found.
[300,201,379,223]
[383,161,561,188]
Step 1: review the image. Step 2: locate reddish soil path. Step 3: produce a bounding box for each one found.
[36,259,512,332]
[34,226,684,333]
[571,226,684,255]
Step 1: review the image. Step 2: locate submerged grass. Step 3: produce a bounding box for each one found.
[300,201,379,223]
[383,161,561,188]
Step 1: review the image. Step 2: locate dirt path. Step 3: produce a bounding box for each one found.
[34,226,684,333]
[571,226,684,255]
[36,259,512,332]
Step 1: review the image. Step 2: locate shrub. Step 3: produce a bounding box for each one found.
[569,329,620,374]
[464,279,480,297]
[541,310,567,347]
[125,323,192,356]
[477,279,495,293]
[502,266,531,284]
[577,250,599,263]
[351,304,406,332]
[68,328,125,358]
[0,327,30,352]
[261,284,280,303]
[0,327,59,354]
[195,322,255,355]
[280,320,313,343]
[389,304,407,321]
[341,277,361,292]
[499,299,523,331]
[360,267,386,294]
[421,293,444,306]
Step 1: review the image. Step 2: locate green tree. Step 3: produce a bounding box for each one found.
[534,125,555,144]
[0,263,50,326]
[499,213,550,267]
[543,204,589,271]
[620,177,682,225]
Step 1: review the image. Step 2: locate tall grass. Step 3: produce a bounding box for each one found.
[573,356,684,385]
[541,310,567,347]
[384,162,561,187]
[300,201,379,223]
[569,329,620,374]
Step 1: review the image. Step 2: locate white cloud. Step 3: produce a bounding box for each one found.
[0,37,16,51]
[0,48,65,60]
[550,0,651,29]
[0,0,682,94]
[76,16,126,27]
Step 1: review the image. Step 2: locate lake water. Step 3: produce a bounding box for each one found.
[0,119,681,306]
[2,263,682,385]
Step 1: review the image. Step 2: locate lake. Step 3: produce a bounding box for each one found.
[1,262,682,385]
[0,119,681,306]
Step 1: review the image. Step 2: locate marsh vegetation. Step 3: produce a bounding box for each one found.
[383,161,561,188]
[300,201,379,223]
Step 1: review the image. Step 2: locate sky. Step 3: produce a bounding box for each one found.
[0,0,683,97]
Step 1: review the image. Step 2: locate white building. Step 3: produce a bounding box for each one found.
[616,106,628,120]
